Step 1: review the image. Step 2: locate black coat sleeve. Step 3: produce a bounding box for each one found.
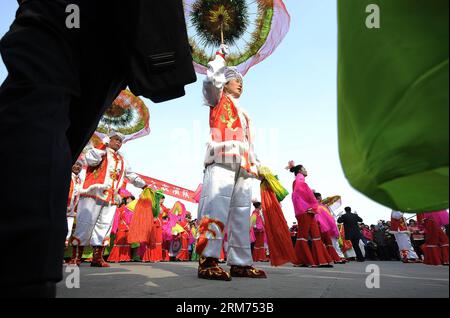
[125,0,197,102]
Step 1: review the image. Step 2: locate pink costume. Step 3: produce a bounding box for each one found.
[292,174,333,266]
[250,210,268,262]
[315,203,343,263]
[315,204,340,238]
[422,210,449,228]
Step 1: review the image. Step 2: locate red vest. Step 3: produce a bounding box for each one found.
[82,148,125,204]
[209,94,257,175]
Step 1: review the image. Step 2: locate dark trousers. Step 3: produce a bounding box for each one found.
[0,0,129,295]
[350,237,365,261]
[376,245,389,260]
[412,239,425,260]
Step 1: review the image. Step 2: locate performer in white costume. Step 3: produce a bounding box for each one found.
[390,210,420,263]
[196,45,267,280]
[66,160,83,246]
[69,131,147,267]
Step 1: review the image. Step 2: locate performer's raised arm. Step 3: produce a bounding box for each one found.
[85,147,106,167]
[202,44,230,107]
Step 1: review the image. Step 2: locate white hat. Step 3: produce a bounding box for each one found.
[108,130,125,141]
[225,67,243,83]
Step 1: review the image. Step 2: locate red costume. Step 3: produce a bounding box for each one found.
[316,204,343,263]
[108,205,133,263]
[141,215,164,262]
[250,210,268,262]
[176,219,192,261]
[418,213,449,266]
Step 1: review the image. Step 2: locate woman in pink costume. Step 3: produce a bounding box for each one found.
[287,161,333,268]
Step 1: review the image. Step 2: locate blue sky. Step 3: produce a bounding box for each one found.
[0,0,394,225]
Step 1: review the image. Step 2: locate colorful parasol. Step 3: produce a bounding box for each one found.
[184,0,290,76]
[78,90,150,162]
[322,196,342,215]
[166,201,188,236]
[95,89,150,143]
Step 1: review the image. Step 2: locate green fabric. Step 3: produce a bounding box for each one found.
[191,244,199,261]
[130,242,140,249]
[338,0,449,213]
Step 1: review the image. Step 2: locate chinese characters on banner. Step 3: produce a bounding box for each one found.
[136,174,202,203]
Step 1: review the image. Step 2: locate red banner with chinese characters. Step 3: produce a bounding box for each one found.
[137,174,202,203]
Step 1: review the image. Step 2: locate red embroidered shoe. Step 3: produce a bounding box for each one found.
[67,246,84,266]
[198,257,231,281]
[91,247,110,268]
[230,265,267,278]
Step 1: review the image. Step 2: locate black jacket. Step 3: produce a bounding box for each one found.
[337,212,363,240]
[124,0,197,102]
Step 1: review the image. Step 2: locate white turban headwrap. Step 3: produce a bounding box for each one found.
[108,131,125,141]
[225,66,243,84]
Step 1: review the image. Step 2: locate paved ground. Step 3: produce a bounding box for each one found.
[56,261,449,298]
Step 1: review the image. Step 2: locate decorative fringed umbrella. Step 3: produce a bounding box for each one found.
[79,89,150,159]
[184,0,290,76]
[322,195,342,215]
[166,201,188,236]
[96,89,150,143]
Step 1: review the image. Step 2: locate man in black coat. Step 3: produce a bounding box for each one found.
[0,0,196,297]
[337,207,365,262]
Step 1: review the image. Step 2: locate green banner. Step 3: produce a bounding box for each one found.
[338,0,449,213]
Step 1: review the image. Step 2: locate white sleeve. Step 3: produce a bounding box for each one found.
[202,54,226,107]
[85,148,106,167]
[124,160,146,188]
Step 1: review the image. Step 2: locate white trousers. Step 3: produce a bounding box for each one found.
[197,163,253,266]
[66,216,75,241]
[331,237,345,258]
[393,232,418,259]
[344,240,366,258]
[72,197,117,246]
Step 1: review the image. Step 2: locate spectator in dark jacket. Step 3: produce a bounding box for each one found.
[373,225,389,260]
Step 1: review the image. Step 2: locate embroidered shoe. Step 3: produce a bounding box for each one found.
[230,265,267,278]
[91,247,110,268]
[198,257,232,281]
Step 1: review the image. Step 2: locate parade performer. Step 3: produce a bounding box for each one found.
[314,193,346,264]
[338,224,355,260]
[176,213,194,262]
[141,196,167,263]
[389,211,420,263]
[66,161,83,247]
[107,194,136,263]
[69,131,147,267]
[159,196,171,262]
[418,210,449,266]
[287,161,333,268]
[408,219,425,260]
[250,202,268,262]
[141,212,163,262]
[195,45,266,280]
[190,220,200,261]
